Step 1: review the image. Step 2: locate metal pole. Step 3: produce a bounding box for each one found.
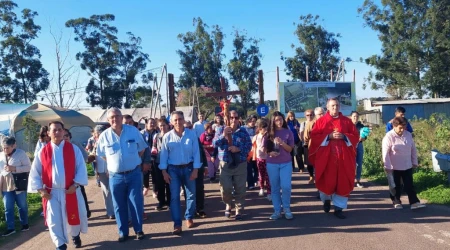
[306,66,309,82]
[276,66,280,111]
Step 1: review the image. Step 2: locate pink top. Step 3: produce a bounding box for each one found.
[255,133,267,160]
[382,130,418,171]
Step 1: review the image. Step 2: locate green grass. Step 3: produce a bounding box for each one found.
[362,114,450,205]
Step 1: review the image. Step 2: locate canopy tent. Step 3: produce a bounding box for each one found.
[0,104,32,135]
[77,109,106,123]
[10,103,95,153]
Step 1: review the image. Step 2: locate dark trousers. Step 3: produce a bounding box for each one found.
[80,185,90,213]
[389,168,420,205]
[151,164,158,193]
[182,167,205,212]
[292,142,304,170]
[196,167,205,211]
[155,164,171,206]
[306,165,314,177]
[247,160,258,188]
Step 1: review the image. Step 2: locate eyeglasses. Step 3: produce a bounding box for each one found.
[230,117,238,120]
[63,134,69,137]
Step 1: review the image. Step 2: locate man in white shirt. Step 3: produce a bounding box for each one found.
[193,113,208,138]
[28,121,88,250]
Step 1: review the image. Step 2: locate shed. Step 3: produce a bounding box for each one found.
[372,98,450,123]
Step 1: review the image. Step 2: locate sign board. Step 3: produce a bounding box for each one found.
[256,104,270,117]
[278,82,356,118]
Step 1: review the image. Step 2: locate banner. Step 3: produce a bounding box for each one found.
[278,82,356,118]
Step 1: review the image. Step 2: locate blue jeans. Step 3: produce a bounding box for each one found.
[266,162,292,213]
[356,142,364,181]
[168,165,196,228]
[109,167,144,237]
[2,191,28,230]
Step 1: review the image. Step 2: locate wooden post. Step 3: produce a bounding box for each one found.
[168,73,175,113]
[276,66,280,111]
[353,69,356,83]
[258,70,264,104]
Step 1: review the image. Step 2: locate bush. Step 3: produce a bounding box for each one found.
[362,113,450,205]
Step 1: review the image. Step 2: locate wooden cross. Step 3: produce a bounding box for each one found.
[205,77,242,127]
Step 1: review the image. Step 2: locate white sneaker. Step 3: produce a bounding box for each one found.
[411,202,426,210]
[258,189,264,197]
[266,194,272,201]
[394,204,403,209]
[269,213,282,220]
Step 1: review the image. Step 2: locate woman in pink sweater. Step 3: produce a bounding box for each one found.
[382,117,425,210]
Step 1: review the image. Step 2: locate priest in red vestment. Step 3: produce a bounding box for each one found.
[28,121,88,250]
[309,98,359,219]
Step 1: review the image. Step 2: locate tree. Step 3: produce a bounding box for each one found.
[358,0,450,99]
[66,14,121,109]
[177,17,225,92]
[0,0,49,104]
[117,32,151,108]
[281,14,348,82]
[22,113,40,153]
[176,86,216,119]
[43,27,81,108]
[227,29,262,115]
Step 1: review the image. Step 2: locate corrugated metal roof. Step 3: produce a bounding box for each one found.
[373,98,450,105]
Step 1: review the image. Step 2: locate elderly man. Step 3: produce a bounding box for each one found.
[303,107,325,184]
[214,110,252,221]
[28,121,88,250]
[309,98,359,219]
[160,111,201,235]
[96,108,148,242]
[193,113,208,138]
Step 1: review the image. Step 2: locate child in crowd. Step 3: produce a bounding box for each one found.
[255,118,271,201]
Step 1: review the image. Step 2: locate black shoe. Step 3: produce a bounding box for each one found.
[87,211,91,218]
[209,177,216,183]
[21,224,30,232]
[196,211,206,218]
[136,231,144,240]
[1,229,16,237]
[334,209,346,219]
[118,235,129,242]
[72,235,82,248]
[323,200,331,213]
[56,243,67,250]
[109,215,115,220]
[156,204,164,211]
[235,214,243,221]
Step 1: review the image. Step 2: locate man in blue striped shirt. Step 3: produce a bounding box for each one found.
[213,110,252,220]
[159,111,202,235]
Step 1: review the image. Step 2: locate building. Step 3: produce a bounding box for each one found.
[364,98,450,123]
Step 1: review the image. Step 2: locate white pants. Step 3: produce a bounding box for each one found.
[46,188,88,247]
[320,191,348,209]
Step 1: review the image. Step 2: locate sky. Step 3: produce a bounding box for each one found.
[15,0,386,109]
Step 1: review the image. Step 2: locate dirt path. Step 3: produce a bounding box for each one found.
[3,172,450,250]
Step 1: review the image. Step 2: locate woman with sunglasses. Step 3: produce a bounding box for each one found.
[286,111,303,172]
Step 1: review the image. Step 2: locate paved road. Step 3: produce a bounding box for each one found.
[3,172,450,250]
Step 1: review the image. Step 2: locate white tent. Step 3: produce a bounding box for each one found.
[0,104,32,135]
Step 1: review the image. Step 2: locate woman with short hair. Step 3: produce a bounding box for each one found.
[0,136,31,236]
[382,117,425,210]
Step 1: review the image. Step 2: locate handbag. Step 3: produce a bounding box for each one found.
[13,172,29,191]
[5,151,29,191]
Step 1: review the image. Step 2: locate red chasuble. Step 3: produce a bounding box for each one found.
[41,141,80,225]
[309,112,359,197]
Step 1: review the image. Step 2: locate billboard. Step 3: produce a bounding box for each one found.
[278,82,356,118]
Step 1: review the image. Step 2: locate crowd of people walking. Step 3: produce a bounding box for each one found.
[0,98,426,250]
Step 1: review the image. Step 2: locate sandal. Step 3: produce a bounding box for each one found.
[224,209,231,218]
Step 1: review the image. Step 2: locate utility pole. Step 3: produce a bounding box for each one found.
[276,66,280,111]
